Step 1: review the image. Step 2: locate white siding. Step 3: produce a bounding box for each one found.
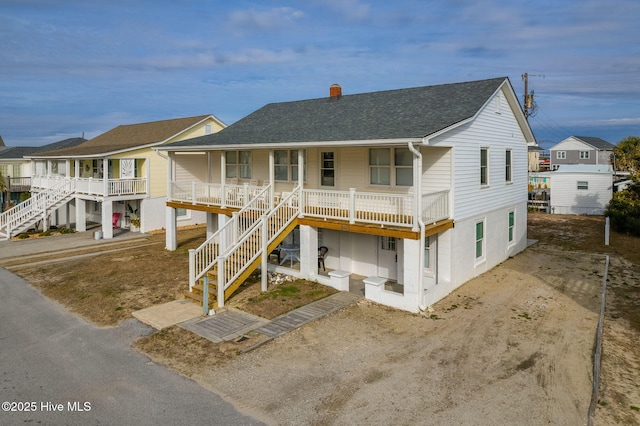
[174,153,208,182]
[429,87,528,221]
[551,137,590,152]
[421,146,451,192]
[550,172,613,215]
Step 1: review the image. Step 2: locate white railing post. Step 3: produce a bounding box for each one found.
[188,249,196,291]
[202,275,209,316]
[349,188,356,224]
[217,256,226,308]
[261,215,268,292]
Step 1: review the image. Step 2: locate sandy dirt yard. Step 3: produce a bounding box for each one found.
[12,214,640,425]
[137,215,639,426]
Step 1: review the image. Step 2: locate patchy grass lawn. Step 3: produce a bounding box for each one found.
[13,226,336,326]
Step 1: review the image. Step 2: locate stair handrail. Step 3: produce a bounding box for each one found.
[188,184,272,289]
[216,186,300,307]
[0,178,75,238]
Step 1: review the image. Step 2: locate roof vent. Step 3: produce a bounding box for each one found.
[329,84,342,99]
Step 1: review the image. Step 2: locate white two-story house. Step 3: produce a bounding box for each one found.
[159,77,534,313]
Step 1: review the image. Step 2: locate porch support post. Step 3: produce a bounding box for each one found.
[206,212,217,239]
[166,206,177,251]
[166,152,173,201]
[268,150,274,206]
[103,158,109,197]
[102,199,113,239]
[298,149,304,216]
[75,197,86,232]
[145,156,150,195]
[299,224,315,277]
[218,214,230,252]
[402,238,422,308]
[220,153,226,207]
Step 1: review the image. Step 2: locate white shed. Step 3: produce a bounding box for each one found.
[550,164,613,215]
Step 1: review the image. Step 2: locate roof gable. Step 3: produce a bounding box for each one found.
[32,115,214,157]
[550,136,615,151]
[166,77,519,148]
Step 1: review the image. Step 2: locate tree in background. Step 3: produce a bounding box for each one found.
[613,136,640,173]
[606,136,640,236]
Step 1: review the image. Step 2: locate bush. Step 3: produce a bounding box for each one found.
[606,181,640,236]
[58,227,75,234]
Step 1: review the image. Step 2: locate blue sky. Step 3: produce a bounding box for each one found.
[1,0,639,149]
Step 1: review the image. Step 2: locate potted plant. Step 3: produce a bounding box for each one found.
[127,204,140,232]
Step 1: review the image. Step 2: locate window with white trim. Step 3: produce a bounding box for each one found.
[579,151,590,159]
[480,147,489,186]
[505,149,512,183]
[475,220,485,260]
[320,151,335,187]
[577,181,589,190]
[508,211,515,244]
[556,151,566,159]
[274,149,305,182]
[424,236,432,270]
[225,151,251,179]
[369,148,413,186]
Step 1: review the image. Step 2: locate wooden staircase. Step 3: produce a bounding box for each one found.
[186,186,300,313]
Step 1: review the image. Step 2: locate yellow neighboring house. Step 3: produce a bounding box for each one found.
[11,115,226,239]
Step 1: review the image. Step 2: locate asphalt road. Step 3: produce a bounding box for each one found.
[0,267,264,426]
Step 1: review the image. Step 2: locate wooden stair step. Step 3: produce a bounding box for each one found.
[185,291,217,309]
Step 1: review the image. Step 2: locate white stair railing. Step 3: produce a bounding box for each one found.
[0,179,75,239]
[216,187,300,307]
[188,184,272,290]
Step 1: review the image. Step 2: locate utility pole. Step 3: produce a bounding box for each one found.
[522,72,544,120]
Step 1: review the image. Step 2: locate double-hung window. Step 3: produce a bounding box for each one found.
[320,152,335,187]
[577,181,589,190]
[225,151,252,179]
[556,151,566,160]
[475,220,485,261]
[274,149,305,182]
[508,211,515,244]
[369,148,413,186]
[579,151,590,159]
[480,148,489,186]
[505,149,512,183]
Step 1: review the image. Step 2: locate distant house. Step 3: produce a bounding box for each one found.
[550,164,613,215]
[0,138,86,210]
[549,136,615,170]
[158,77,534,313]
[0,115,225,240]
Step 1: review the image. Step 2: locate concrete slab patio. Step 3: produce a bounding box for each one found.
[132,299,203,330]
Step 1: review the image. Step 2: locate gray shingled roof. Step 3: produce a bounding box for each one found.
[166,77,508,148]
[33,115,211,157]
[574,136,615,150]
[0,138,86,159]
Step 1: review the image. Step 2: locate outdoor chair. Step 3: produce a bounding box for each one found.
[318,246,328,271]
[269,245,281,263]
[112,212,121,229]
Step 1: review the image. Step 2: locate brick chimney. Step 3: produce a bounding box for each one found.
[329,83,342,99]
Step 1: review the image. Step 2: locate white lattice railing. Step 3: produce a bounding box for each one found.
[0,179,75,239]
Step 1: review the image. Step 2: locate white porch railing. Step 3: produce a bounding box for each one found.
[421,190,450,223]
[30,176,147,196]
[170,181,268,209]
[171,180,450,229]
[302,188,415,227]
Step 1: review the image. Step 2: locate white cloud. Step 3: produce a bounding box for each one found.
[227,7,304,35]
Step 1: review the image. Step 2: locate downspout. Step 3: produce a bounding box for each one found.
[408,142,427,311]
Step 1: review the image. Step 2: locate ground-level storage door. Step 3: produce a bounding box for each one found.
[377,236,397,280]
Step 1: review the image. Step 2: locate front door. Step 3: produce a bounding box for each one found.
[377,236,397,280]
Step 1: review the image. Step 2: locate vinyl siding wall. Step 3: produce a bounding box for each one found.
[550,172,613,215]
